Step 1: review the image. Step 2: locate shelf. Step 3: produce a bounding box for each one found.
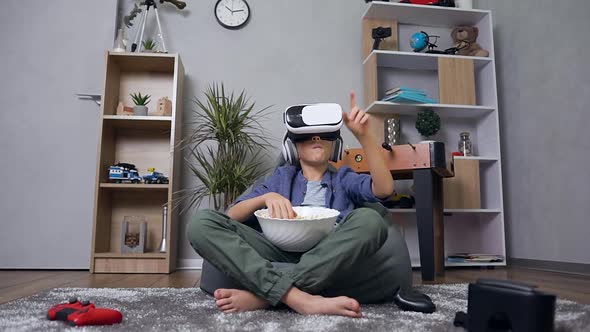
[363,1,490,27]
[388,209,502,214]
[366,101,495,118]
[99,183,169,190]
[364,50,492,70]
[411,259,505,268]
[453,156,498,163]
[108,51,177,73]
[103,115,172,130]
[94,252,167,259]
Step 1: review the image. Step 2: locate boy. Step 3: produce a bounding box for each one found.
[188,92,396,318]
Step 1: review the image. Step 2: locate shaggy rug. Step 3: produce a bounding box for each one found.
[0,284,588,331]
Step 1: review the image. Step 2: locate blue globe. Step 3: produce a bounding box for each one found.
[410,32,429,52]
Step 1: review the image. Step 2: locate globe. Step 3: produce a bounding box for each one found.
[410,31,429,52]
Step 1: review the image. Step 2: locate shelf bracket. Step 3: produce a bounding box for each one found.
[76,93,102,106]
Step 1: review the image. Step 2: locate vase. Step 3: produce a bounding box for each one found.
[133,105,148,116]
[158,206,168,253]
[113,28,126,52]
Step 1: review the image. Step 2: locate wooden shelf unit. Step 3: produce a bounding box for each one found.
[362,2,505,268]
[91,51,184,274]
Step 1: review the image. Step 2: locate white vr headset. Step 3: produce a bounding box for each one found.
[281,103,344,165]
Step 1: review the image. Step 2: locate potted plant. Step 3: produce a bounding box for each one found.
[176,83,272,212]
[130,92,151,116]
[415,108,441,142]
[142,39,157,52]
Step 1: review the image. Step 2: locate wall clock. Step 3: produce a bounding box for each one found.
[215,0,251,30]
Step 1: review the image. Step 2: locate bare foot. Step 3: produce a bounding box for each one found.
[213,288,270,313]
[282,287,362,318]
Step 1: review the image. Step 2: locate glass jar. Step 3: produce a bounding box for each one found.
[458,132,473,156]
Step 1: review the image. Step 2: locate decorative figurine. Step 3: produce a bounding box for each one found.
[155,97,172,116]
[116,102,134,116]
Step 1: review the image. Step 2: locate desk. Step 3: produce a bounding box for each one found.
[333,142,453,281]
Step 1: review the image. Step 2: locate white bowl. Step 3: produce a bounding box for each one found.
[254,206,340,252]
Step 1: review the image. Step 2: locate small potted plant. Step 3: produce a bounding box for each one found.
[130,92,151,116]
[415,109,441,142]
[142,39,157,52]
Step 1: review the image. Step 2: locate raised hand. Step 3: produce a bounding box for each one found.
[342,91,370,139]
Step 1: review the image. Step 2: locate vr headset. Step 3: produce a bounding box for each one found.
[282,103,344,165]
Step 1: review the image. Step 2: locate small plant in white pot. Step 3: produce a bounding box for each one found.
[130,92,151,116]
[415,109,441,142]
[142,39,157,52]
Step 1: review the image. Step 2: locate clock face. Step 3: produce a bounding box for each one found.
[215,0,250,30]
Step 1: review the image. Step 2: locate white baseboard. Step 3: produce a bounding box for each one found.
[176,258,203,270]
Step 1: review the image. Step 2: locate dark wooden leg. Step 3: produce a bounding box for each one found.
[413,169,445,281]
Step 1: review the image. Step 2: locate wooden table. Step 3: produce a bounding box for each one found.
[334,142,454,281]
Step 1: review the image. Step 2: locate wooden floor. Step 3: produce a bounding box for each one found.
[1,267,589,305]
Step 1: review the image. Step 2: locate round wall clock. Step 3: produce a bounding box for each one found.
[215,0,251,30]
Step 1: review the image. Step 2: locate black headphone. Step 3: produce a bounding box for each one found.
[282,131,343,166]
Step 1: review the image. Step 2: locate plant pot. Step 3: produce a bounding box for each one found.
[133,106,148,116]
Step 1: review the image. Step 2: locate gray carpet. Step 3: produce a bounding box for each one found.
[1,284,589,331]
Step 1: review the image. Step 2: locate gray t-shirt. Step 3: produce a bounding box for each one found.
[301,181,327,207]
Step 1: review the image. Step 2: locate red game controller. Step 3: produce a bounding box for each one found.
[47,297,123,326]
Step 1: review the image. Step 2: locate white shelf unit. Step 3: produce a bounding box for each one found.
[362,2,505,268]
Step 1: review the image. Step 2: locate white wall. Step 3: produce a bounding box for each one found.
[476,0,590,264]
[5,0,586,268]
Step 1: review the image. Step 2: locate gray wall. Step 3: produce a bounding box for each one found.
[476,0,590,263]
[3,0,588,268]
[0,1,117,268]
[118,0,370,262]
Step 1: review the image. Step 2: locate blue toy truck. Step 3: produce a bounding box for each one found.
[109,163,143,184]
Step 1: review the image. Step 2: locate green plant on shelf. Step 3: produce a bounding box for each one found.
[142,39,157,51]
[415,108,441,139]
[130,92,151,106]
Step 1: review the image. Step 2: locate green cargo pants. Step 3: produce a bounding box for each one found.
[188,207,408,306]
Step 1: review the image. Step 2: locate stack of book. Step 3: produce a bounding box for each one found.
[447,253,505,263]
[382,86,437,104]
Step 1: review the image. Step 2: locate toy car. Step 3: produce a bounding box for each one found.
[109,163,143,184]
[142,170,169,184]
[383,193,416,209]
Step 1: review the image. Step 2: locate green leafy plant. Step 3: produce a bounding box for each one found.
[142,39,156,51]
[415,109,441,139]
[130,92,151,106]
[176,83,272,213]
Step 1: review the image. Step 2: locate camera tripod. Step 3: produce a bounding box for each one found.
[131,0,167,53]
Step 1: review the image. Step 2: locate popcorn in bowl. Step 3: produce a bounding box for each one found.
[254,206,340,252]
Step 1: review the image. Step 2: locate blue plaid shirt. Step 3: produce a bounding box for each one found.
[234,165,388,222]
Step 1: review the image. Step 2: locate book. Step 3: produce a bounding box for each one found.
[447,253,504,263]
[385,86,427,96]
[382,91,437,104]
